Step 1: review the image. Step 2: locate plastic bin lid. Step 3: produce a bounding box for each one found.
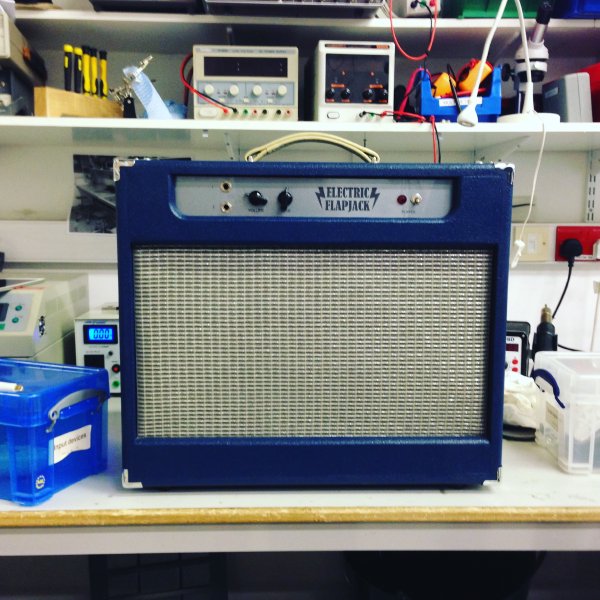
[535,351,600,377]
[0,359,109,428]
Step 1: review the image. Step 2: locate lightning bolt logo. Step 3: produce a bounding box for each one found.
[316,186,326,208]
[369,187,380,207]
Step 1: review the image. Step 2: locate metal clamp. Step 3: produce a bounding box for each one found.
[46,388,108,433]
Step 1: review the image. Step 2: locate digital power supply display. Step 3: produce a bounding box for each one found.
[83,324,118,344]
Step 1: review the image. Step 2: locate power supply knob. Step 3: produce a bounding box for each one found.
[204,84,215,95]
[362,88,374,100]
[277,85,288,97]
[252,85,263,97]
[325,89,335,100]
[277,189,293,212]
[248,190,268,206]
[378,88,389,102]
[341,88,351,100]
[229,84,240,96]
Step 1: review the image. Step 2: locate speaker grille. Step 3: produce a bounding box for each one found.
[133,248,492,439]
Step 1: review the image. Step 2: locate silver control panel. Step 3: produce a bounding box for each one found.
[312,41,395,123]
[175,176,453,219]
[193,46,298,121]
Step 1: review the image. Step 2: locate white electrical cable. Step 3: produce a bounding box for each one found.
[511,118,547,268]
[457,0,508,127]
[244,133,381,163]
[458,0,534,127]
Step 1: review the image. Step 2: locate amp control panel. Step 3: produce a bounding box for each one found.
[175,176,452,219]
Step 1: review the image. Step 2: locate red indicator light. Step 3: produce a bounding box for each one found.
[397,195,407,205]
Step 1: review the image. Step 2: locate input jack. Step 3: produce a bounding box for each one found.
[221,201,233,213]
[220,181,232,193]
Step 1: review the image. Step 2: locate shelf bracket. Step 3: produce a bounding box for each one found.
[586,150,600,223]
[475,135,531,163]
[224,132,237,161]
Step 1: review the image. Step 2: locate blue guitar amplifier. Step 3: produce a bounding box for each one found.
[116,160,513,489]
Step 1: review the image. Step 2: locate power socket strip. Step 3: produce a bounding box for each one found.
[393,0,440,17]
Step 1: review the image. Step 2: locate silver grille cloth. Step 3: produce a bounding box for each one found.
[133,248,491,438]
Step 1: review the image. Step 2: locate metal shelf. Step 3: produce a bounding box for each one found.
[15,11,600,57]
[2,116,600,155]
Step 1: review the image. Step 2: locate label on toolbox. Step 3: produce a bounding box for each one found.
[52,425,92,465]
[437,97,483,107]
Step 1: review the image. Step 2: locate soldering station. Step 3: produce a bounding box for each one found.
[2,0,600,594]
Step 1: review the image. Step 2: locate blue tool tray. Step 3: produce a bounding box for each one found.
[417,68,502,123]
[0,359,109,506]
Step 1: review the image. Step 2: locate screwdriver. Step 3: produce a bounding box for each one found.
[82,46,92,95]
[90,48,99,96]
[63,44,73,91]
[99,50,108,98]
[73,46,83,93]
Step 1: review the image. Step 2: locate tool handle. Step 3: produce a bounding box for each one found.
[73,47,83,93]
[63,44,73,91]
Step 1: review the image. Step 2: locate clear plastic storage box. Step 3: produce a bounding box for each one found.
[534,352,600,474]
[0,359,109,505]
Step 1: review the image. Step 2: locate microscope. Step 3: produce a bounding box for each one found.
[502,0,554,113]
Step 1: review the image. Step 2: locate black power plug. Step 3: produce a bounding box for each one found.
[559,238,583,266]
[532,238,583,358]
[550,237,583,323]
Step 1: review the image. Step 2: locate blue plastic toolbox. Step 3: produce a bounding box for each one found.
[553,0,600,17]
[417,68,502,122]
[0,360,109,506]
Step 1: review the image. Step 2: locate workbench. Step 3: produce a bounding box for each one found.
[1,400,599,556]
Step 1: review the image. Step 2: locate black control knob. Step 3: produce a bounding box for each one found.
[341,88,351,100]
[325,88,335,100]
[278,189,293,212]
[377,88,389,102]
[248,190,268,207]
[362,88,374,100]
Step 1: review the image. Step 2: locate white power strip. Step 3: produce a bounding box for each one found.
[393,0,440,17]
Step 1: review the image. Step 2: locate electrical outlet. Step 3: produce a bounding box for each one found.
[555,225,600,261]
[512,225,552,262]
[393,0,439,17]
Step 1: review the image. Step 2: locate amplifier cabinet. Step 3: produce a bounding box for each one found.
[116,160,513,489]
